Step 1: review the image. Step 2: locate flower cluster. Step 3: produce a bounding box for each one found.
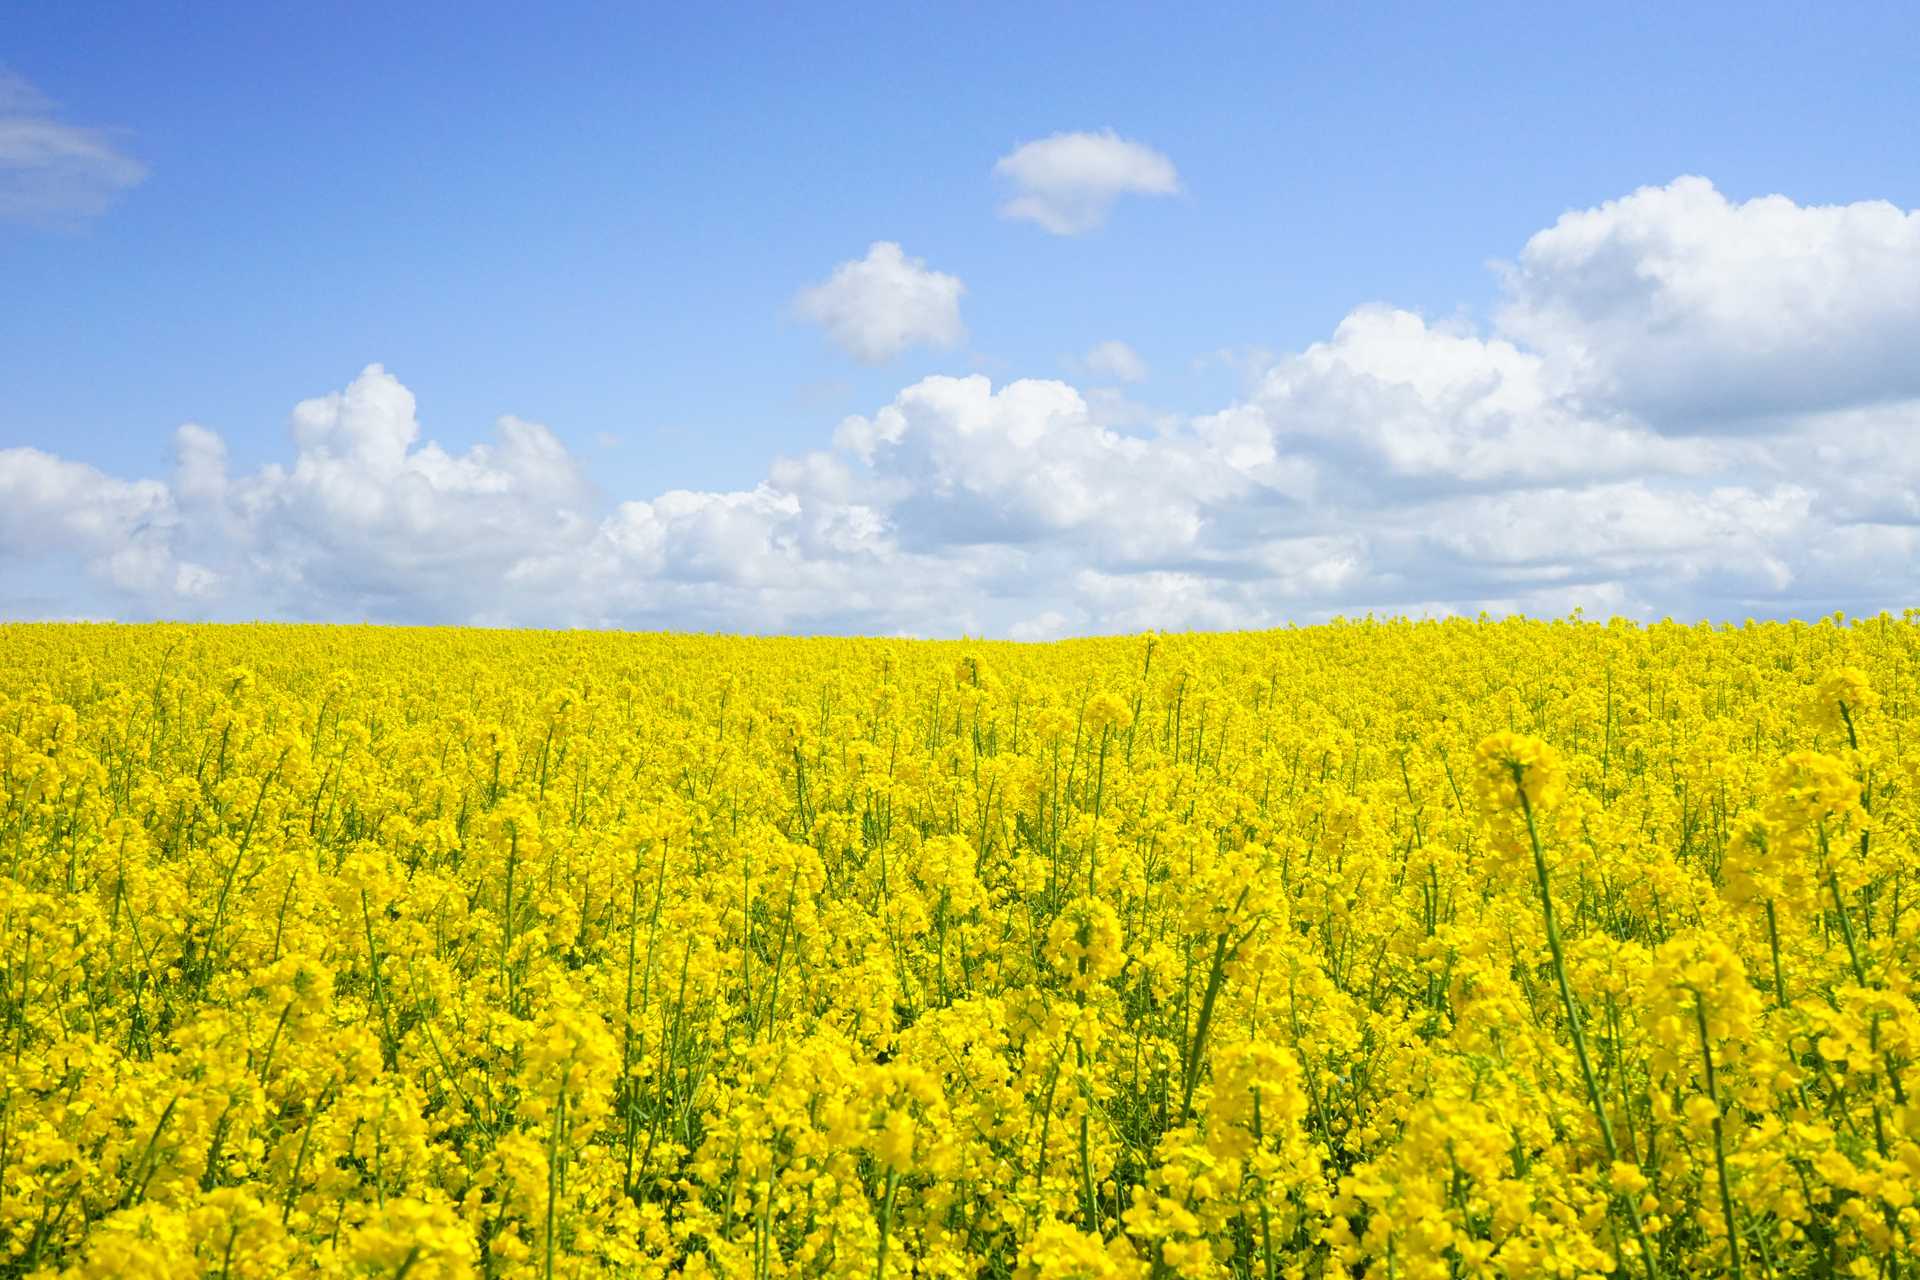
[0,616,1916,1278]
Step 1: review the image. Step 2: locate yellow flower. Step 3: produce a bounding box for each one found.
[1084,691,1133,735]
[1807,666,1878,740]
[1047,896,1126,992]
[1472,731,1566,813]
[3,616,1917,1278]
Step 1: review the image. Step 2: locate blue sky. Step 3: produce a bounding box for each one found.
[4,3,1920,633]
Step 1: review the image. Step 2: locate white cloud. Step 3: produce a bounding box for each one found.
[1070,569,1257,633]
[1406,482,1807,595]
[229,366,599,619]
[1075,340,1148,384]
[994,130,1180,235]
[173,424,229,505]
[1782,398,1920,525]
[832,373,1272,565]
[1009,610,1071,642]
[792,242,966,364]
[8,177,1920,634]
[0,446,213,604]
[1498,176,1920,425]
[1246,305,1713,488]
[0,71,147,224]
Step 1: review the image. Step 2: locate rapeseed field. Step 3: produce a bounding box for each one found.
[1,618,1915,1279]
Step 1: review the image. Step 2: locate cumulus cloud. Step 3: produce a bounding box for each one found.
[0,71,148,224]
[0,446,213,601]
[994,130,1180,235]
[6,177,1920,634]
[1074,340,1148,384]
[1498,176,1920,426]
[1400,482,1807,603]
[231,367,599,620]
[834,374,1248,563]
[792,242,966,364]
[1246,305,1714,489]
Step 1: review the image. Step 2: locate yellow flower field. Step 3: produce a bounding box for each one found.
[1,618,1916,1279]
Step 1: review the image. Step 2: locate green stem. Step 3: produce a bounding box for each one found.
[1764,900,1788,1007]
[875,1168,901,1279]
[1514,773,1658,1280]
[1690,989,1744,1280]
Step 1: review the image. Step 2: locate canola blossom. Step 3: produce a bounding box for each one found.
[1,618,1917,1279]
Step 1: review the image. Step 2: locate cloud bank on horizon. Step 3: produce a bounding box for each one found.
[5,174,1920,636]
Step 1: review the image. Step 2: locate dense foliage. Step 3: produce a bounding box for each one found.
[1,618,1916,1278]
